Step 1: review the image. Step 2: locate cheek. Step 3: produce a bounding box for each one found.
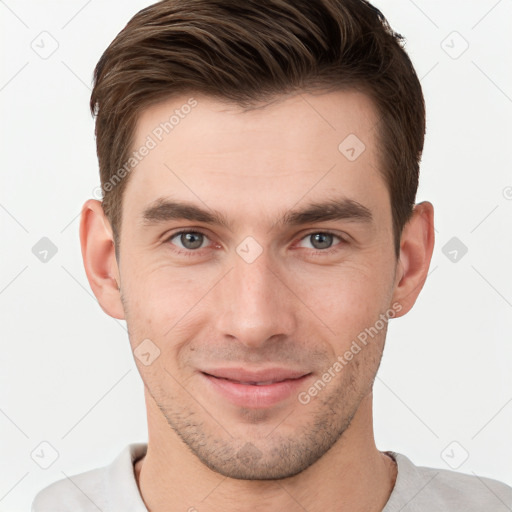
[298,262,392,341]
[122,256,195,311]
[120,263,214,347]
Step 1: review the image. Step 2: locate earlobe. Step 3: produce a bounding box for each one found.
[79,199,125,319]
[391,201,435,317]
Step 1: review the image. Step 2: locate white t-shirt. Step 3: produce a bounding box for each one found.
[32,443,512,511]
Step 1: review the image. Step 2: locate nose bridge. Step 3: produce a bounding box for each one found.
[214,244,296,347]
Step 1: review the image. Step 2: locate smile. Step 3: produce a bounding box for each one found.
[199,369,312,408]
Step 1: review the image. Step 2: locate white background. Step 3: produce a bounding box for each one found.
[1,1,511,510]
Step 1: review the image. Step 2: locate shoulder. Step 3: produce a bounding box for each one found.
[31,443,147,512]
[31,466,107,512]
[422,464,512,510]
[387,451,512,512]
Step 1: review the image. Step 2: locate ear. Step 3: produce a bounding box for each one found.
[79,199,125,319]
[391,201,435,317]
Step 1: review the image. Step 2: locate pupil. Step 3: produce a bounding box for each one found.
[182,232,203,249]
[311,233,332,250]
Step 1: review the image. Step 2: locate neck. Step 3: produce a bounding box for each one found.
[135,392,397,512]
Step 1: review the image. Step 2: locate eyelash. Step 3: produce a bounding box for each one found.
[164,229,348,257]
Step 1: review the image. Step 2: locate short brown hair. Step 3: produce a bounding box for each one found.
[90,0,425,258]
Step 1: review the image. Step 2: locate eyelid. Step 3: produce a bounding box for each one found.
[164,228,349,255]
[294,229,348,251]
[298,228,348,241]
[164,228,213,249]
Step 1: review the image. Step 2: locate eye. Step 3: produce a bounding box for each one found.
[164,229,347,257]
[296,231,346,252]
[167,230,210,252]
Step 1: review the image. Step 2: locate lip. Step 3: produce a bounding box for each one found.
[199,367,312,408]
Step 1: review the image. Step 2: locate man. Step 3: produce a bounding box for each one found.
[32,0,512,510]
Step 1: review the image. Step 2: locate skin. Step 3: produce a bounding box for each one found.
[80,89,434,512]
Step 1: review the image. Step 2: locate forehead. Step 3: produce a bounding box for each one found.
[123,90,389,230]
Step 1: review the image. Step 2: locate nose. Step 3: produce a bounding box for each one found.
[214,245,298,349]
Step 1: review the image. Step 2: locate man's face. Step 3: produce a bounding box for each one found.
[117,90,400,479]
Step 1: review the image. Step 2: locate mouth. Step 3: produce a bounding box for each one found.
[204,374,306,386]
[213,379,290,386]
[199,368,312,408]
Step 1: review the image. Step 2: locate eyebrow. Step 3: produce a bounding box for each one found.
[274,198,373,229]
[142,198,231,228]
[141,197,373,230]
